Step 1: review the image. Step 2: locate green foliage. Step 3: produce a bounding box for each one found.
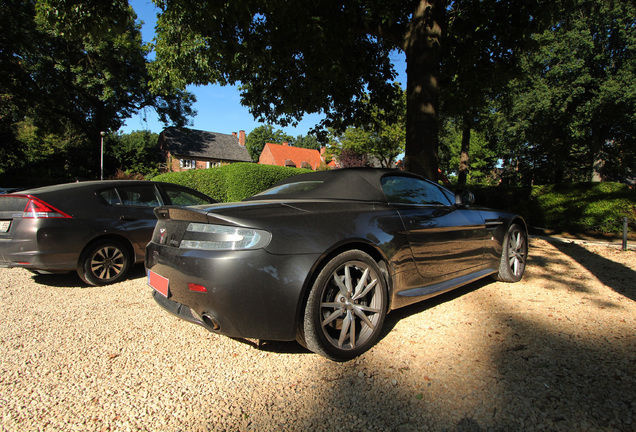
[328,89,406,168]
[475,182,636,234]
[0,0,194,184]
[439,119,498,186]
[492,0,636,184]
[152,163,311,202]
[106,130,160,177]
[291,134,321,150]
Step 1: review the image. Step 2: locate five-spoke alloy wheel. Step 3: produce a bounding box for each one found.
[301,250,387,361]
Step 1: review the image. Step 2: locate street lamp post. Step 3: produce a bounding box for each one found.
[100,131,107,180]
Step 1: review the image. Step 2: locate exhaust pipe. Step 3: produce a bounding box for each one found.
[201,313,220,331]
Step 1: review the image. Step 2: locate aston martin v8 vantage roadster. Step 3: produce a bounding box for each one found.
[146,168,528,360]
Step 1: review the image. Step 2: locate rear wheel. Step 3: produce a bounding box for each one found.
[300,250,387,361]
[78,240,131,286]
[495,223,528,282]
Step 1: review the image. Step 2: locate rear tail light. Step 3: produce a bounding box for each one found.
[21,196,72,219]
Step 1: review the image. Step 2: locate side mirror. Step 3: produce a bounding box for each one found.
[455,190,475,206]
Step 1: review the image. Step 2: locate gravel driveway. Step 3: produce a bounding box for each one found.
[1,238,634,431]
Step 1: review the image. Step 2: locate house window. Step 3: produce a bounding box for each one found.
[180,159,196,169]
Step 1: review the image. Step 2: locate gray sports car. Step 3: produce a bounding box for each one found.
[146,168,528,361]
[0,180,216,285]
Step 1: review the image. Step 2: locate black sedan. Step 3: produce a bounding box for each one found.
[146,168,528,360]
[0,180,216,285]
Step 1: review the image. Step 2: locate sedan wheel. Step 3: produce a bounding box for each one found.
[78,240,131,286]
[495,223,528,282]
[301,250,387,361]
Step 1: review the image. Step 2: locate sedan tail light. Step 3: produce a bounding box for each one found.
[20,195,72,219]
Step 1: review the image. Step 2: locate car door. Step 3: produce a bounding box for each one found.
[98,184,162,251]
[381,175,486,282]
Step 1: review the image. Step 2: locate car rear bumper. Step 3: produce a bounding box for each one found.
[0,239,79,272]
[146,243,321,341]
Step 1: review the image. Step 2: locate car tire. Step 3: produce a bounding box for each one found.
[78,239,131,286]
[301,250,387,361]
[494,223,528,282]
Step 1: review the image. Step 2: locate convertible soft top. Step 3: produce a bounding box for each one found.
[245,168,424,202]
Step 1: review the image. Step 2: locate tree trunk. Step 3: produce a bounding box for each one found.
[458,113,471,186]
[403,0,443,181]
[591,126,607,182]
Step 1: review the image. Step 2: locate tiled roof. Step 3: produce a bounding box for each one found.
[160,127,252,162]
[261,143,324,170]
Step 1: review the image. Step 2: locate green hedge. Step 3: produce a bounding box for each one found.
[152,163,312,202]
[475,182,636,234]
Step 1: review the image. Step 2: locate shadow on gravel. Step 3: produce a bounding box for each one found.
[548,240,636,302]
[31,263,147,288]
[381,278,491,339]
[230,337,311,355]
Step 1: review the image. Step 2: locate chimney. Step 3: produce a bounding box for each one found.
[232,132,237,138]
[282,141,289,147]
[239,130,246,146]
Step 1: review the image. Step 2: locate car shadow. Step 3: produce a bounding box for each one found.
[31,263,147,288]
[380,277,491,340]
[230,337,311,355]
[238,279,492,357]
[548,240,636,302]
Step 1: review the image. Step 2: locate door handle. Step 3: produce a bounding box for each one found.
[120,215,137,221]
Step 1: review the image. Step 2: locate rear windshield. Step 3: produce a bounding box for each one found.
[255,181,323,197]
[0,196,29,212]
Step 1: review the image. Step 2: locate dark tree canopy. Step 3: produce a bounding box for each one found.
[150,0,563,180]
[493,0,636,184]
[0,0,194,184]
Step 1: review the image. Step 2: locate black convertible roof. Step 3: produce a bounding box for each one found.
[245,168,423,202]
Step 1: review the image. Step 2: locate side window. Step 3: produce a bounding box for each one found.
[180,159,196,169]
[381,176,452,205]
[99,188,121,205]
[164,186,212,206]
[115,185,161,207]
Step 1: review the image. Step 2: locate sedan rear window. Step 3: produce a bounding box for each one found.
[99,186,161,207]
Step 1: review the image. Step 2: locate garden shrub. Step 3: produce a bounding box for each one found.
[475,182,635,234]
[152,163,311,202]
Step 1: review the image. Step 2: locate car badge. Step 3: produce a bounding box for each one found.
[159,228,167,244]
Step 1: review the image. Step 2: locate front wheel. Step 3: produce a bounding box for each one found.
[78,240,131,286]
[495,223,528,282]
[300,250,387,361]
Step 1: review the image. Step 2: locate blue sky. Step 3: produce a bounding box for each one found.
[122,0,407,138]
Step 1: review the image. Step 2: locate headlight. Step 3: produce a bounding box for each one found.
[180,223,271,250]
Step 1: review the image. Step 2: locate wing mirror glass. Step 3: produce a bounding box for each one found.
[455,190,475,206]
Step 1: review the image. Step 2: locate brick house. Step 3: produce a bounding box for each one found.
[258,142,326,170]
[158,127,253,172]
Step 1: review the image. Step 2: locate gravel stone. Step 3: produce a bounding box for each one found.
[0,238,634,431]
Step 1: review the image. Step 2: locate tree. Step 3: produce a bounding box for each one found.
[245,125,293,161]
[149,0,559,180]
[337,149,370,168]
[439,118,498,185]
[0,0,194,183]
[492,0,636,184]
[290,134,321,150]
[106,130,161,177]
[328,90,406,168]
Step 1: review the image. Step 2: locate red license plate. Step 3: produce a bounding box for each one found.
[148,270,169,297]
